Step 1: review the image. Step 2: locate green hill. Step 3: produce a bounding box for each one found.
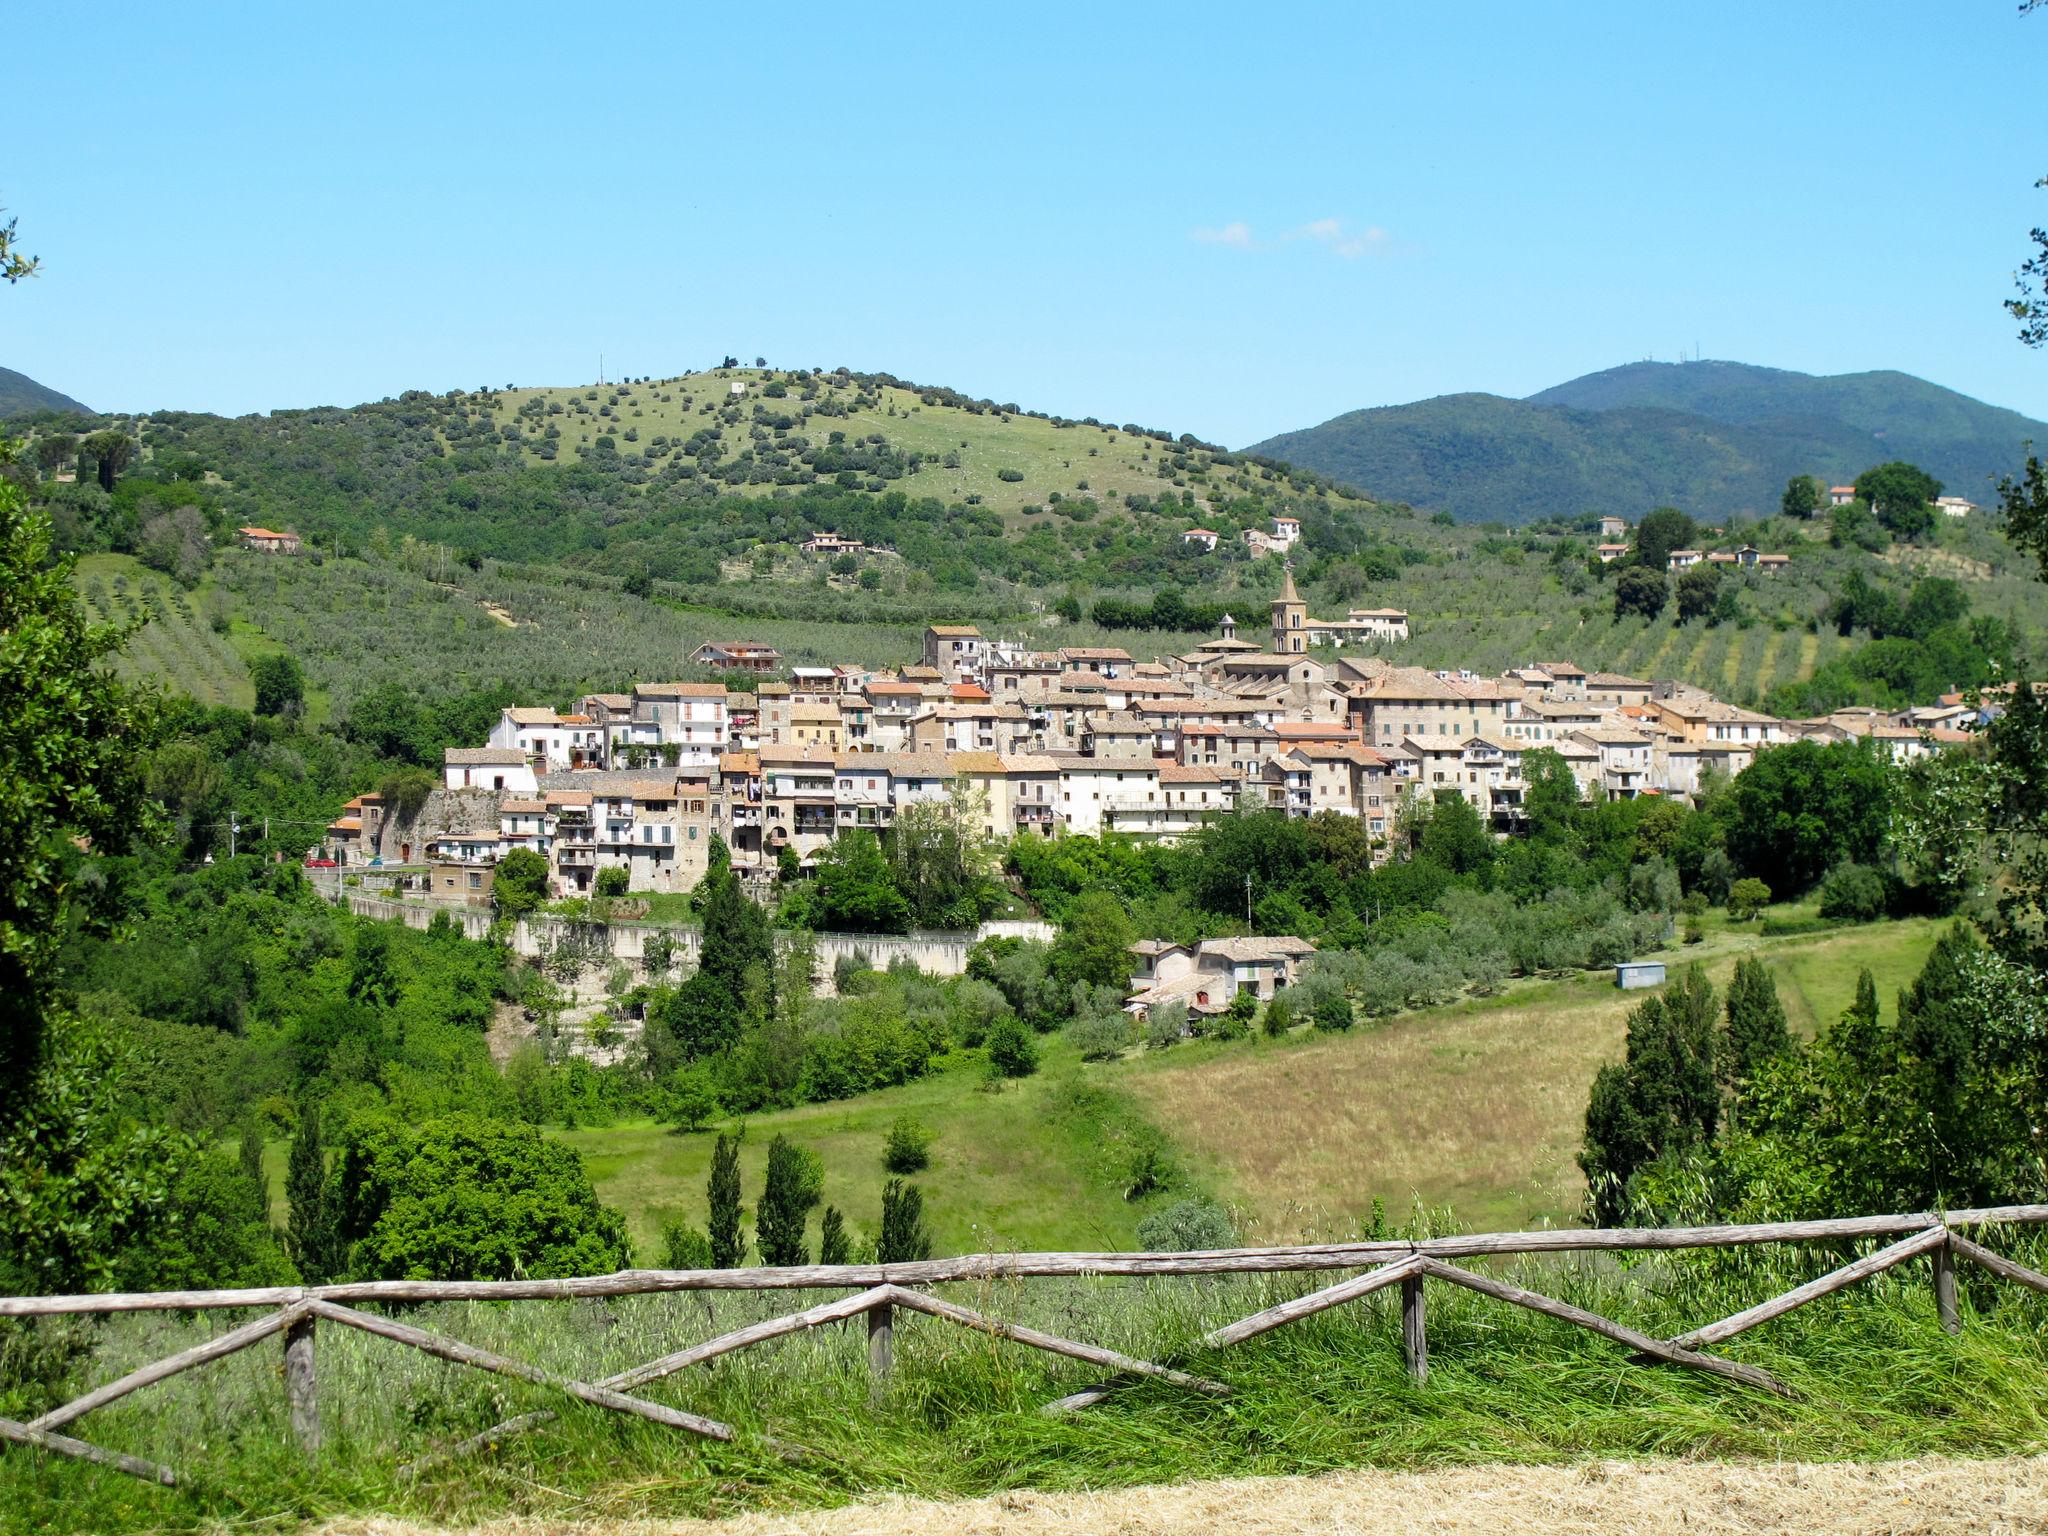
[0,363,89,419]
[107,367,1384,593]
[1248,361,2048,525]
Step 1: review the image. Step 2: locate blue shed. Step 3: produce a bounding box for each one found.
[1616,961,1667,990]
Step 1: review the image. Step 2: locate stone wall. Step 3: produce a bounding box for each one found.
[319,881,1052,996]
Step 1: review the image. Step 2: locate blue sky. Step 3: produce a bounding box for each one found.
[7,2,2045,446]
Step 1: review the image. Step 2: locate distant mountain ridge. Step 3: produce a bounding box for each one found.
[1247,360,2048,525]
[0,365,89,419]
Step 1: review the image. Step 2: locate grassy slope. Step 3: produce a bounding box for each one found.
[1121,912,1945,1238]
[488,367,1345,526]
[558,1036,1199,1260]
[533,913,1940,1261]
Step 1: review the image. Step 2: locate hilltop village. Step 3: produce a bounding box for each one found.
[319,565,1979,903]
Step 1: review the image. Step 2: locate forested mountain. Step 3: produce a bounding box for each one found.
[1248,361,2048,525]
[0,363,88,418]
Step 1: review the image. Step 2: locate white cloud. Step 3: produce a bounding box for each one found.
[1189,218,1389,258]
[1289,218,1389,259]
[1189,220,1256,250]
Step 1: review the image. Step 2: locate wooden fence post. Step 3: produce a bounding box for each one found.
[1934,1238,1960,1335]
[1401,1272,1428,1384]
[866,1298,893,1404]
[284,1312,321,1453]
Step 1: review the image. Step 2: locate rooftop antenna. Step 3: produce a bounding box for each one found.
[599,352,606,387]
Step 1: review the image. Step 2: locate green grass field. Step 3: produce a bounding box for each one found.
[557,1037,1201,1261]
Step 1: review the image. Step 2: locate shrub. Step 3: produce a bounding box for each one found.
[1067,1009,1130,1061]
[985,1015,1039,1078]
[1727,877,1772,921]
[883,1115,933,1173]
[593,867,630,898]
[1817,861,1889,922]
[1136,1196,1235,1251]
[1261,991,1295,1036]
[1312,990,1354,1031]
[658,1220,712,1269]
[1145,1000,1188,1049]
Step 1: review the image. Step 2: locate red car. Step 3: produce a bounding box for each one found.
[302,857,339,868]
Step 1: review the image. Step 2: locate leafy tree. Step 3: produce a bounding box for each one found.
[877,1177,932,1264]
[1674,563,1721,622]
[347,922,399,1006]
[706,1129,745,1267]
[1855,461,1941,540]
[1726,877,1771,920]
[1722,740,1892,896]
[700,867,775,1012]
[493,847,551,914]
[888,782,998,926]
[1225,988,1259,1036]
[1781,474,1822,519]
[1578,967,1719,1223]
[1632,507,1697,570]
[0,480,156,1114]
[286,1100,342,1284]
[0,200,37,283]
[333,1113,630,1280]
[1817,861,1889,921]
[754,1133,822,1266]
[2012,170,2047,347]
[1613,564,1667,621]
[818,1205,850,1265]
[1982,451,2048,968]
[655,1062,722,1131]
[237,1120,269,1224]
[985,1015,1039,1078]
[1722,957,1789,1098]
[79,430,135,493]
[810,829,910,932]
[1312,989,1354,1031]
[1419,788,1493,875]
[1048,889,1134,990]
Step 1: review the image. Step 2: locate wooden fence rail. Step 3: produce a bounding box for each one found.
[6,1204,2046,1489]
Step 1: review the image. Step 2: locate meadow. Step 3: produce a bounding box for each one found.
[509,912,1945,1265]
[8,1227,2045,1536]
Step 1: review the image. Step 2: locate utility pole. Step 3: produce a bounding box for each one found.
[229,815,238,859]
[1244,872,1252,927]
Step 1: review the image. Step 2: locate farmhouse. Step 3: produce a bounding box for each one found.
[1125,936,1318,1017]
[237,525,301,553]
[691,641,782,673]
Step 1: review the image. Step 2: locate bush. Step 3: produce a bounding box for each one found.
[1261,991,1295,1036]
[985,1015,1039,1078]
[1144,1000,1188,1049]
[658,1220,712,1269]
[1817,861,1889,922]
[1067,1009,1130,1061]
[1727,877,1772,921]
[593,867,631,898]
[1312,990,1354,1032]
[1136,1196,1235,1251]
[883,1115,932,1173]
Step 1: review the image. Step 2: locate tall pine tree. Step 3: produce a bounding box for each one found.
[878,1179,932,1264]
[285,1101,342,1283]
[754,1134,822,1266]
[1578,966,1721,1224]
[707,1129,745,1268]
[1723,957,1791,1097]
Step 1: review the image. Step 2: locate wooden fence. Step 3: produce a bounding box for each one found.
[5,1202,2047,1488]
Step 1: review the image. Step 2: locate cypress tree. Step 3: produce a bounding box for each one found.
[238,1120,270,1227]
[878,1178,932,1264]
[1576,965,1721,1225]
[707,1130,745,1267]
[1723,956,1791,1095]
[285,1101,341,1283]
[754,1133,821,1266]
[818,1205,849,1266]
